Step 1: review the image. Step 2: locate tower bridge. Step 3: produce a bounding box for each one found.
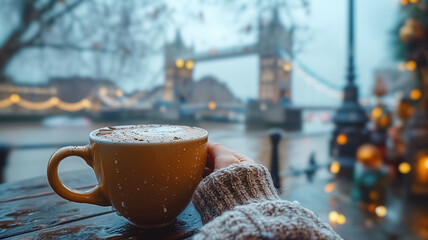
[159,9,343,128]
[0,9,345,125]
[163,9,293,106]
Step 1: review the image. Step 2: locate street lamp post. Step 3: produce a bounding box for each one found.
[331,0,368,177]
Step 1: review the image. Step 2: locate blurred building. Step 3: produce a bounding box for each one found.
[163,9,293,106]
[375,69,415,95]
[50,77,117,103]
[189,76,241,104]
[374,68,415,106]
[145,76,241,106]
[0,77,120,115]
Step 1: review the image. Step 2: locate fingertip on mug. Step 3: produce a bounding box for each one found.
[203,167,213,178]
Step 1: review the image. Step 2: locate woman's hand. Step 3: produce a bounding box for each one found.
[204,143,254,177]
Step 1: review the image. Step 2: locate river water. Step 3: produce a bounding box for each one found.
[0,119,334,187]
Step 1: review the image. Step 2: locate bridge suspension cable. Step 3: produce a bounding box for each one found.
[293,60,343,100]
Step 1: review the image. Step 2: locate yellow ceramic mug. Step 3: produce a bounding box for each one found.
[47,124,208,228]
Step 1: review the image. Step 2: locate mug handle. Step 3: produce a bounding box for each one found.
[47,145,110,206]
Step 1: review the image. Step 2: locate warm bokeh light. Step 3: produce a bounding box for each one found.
[406,61,417,71]
[423,157,428,169]
[10,94,20,103]
[329,211,346,225]
[82,99,91,109]
[329,211,339,223]
[417,156,428,182]
[324,183,335,193]
[208,101,217,110]
[115,89,124,97]
[399,162,411,174]
[375,206,387,217]
[283,62,292,72]
[371,107,382,118]
[337,134,347,145]
[99,87,108,95]
[185,60,194,70]
[378,115,391,128]
[50,97,59,105]
[357,144,382,167]
[401,0,409,5]
[337,214,346,225]
[398,62,407,71]
[410,89,421,100]
[409,0,418,3]
[330,161,341,174]
[175,58,184,68]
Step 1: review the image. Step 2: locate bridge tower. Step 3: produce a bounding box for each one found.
[258,9,293,105]
[163,31,194,103]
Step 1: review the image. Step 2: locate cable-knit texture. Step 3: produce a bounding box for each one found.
[192,164,343,240]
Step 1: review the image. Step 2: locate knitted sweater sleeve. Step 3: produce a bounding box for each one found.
[192,164,343,240]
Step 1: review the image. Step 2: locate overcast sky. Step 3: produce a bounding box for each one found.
[2,0,401,106]
[191,0,400,105]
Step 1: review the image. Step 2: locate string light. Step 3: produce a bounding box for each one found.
[0,98,12,108]
[175,58,184,68]
[337,134,347,145]
[336,214,346,225]
[18,98,56,110]
[330,161,341,174]
[185,60,194,70]
[329,211,346,225]
[399,162,411,174]
[406,61,417,71]
[99,87,108,95]
[57,98,91,112]
[410,89,421,100]
[115,89,124,97]
[324,183,335,193]
[0,95,92,112]
[10,94,20,103]
[50,97,59,105]
[208,101,217,110]
[371,107,382,118]
[329,211,339,223]
[375,206,387,217]
[423,156,428,169]
[283,63,292,72]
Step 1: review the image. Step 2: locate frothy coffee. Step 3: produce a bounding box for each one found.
[94,124,207,143]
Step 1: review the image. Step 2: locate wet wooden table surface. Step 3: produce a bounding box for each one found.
[1,168,428,240]
[0,169,201,239]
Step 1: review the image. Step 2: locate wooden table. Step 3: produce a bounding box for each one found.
[0,169,201,239]
[2,168,428,239]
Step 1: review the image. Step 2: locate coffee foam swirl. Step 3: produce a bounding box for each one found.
[94,125,207,143]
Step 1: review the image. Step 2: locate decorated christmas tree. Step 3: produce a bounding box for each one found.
[398,0,428,98]
[397,0,428,197]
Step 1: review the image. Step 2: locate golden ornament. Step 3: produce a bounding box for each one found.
[357,144,382,167]
[400,19,424,43]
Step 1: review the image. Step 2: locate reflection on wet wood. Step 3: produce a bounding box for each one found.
[0,169,96,202]
[3,170,426,240]
[10,204,201,240]
[0,170,201,239]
